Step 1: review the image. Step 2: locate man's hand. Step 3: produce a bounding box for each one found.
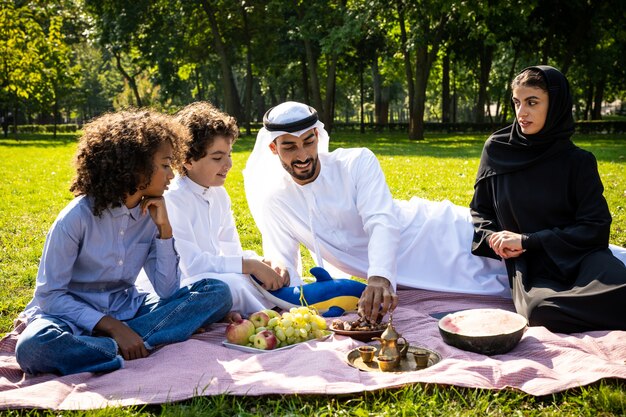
[358,276,398,323]
[94,316,149,360]
[488,230,525,259]
[244,259,289,290]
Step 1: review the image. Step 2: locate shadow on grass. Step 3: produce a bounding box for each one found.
[0,133,79,148]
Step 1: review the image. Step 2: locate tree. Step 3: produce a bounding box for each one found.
[0,2,47,131]
[396,0,451,140]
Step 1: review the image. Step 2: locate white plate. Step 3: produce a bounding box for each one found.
[222,335,329,353]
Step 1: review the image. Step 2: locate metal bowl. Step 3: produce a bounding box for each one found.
[438,308,527,355]
[330,327,384,342]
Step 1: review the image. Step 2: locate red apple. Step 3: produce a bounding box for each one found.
[225,318,256,345]
[253,330,277,350]
[249,311,270,328]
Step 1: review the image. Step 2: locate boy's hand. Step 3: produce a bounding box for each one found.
[244,259,289,290]
[261,258,290,286]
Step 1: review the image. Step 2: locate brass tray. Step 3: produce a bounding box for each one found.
[346,345,442,373]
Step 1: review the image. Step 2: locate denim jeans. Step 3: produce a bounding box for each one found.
[15,278,232,375]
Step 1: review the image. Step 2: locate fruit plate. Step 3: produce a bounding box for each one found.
[222,334,330,354]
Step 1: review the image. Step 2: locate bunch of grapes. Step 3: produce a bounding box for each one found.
[265,306,329,349]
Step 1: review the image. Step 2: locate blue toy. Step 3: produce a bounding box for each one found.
[251,267,366,317]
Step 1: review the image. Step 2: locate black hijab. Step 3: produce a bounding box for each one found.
[475,65,576,184]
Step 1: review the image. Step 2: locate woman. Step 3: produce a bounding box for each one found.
[470,65,626,333]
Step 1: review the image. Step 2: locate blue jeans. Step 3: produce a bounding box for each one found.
[15,279,232,375]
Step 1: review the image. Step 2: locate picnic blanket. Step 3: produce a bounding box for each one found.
[1,288,625,410]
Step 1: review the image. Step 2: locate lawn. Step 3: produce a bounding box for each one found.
[1,131,625,416]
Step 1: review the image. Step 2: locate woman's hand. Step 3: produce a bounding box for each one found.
[488,231,525,259]
[141,196,173,239]
[94,316,149,360]
[243,259,289,290]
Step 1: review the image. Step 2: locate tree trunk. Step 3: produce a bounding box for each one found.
[113,51,142,107]
[475,45,494,123]
[53,88,58,140]
[452,63,457,123]
[303,38,325,123]
[360,62,365,134]
[372,56,389,125]
[380,86,389,125]
[301,57,310,104]
[584,81,593,120]
[500,51,518,123]
[194,66,205,100]
[592,78,604,120]
[442,51,450,123]
[200,0,241,118]
[324,54,337,132]
[397,3,414,136]
[411,45,430,140]
[409,20,444,141]
[241,4,254,135]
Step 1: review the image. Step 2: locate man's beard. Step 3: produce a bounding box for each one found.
[280,156,319,183]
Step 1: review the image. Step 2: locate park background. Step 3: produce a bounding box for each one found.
[2,0,626,138]
[1,1,626,415]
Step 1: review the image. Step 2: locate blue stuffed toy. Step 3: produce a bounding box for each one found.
[251,267,366,317]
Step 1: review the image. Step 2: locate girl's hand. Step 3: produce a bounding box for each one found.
[488,231,525,259]
[141,196,173,239]
[94,316,149,360]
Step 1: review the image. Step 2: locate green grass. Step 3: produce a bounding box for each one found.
[1,131,626,415]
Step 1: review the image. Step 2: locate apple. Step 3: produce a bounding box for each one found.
[249,311,270,328]
[253,330,278,350]
[262,309,281,319]
[225,318,256,346]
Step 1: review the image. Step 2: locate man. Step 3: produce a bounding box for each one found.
[244,101,509,322]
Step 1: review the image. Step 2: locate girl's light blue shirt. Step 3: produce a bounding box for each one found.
[21,195,180,335]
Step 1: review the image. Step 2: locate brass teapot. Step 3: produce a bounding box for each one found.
[372,313,408,365]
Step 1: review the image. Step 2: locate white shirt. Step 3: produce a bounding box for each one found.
[262,148,401,286]
[165,176,259,282]
[259,147,511,297]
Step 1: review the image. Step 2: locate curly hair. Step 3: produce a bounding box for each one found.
[173,101,239,175]
[70,109,189,216]
[511,68,548,93]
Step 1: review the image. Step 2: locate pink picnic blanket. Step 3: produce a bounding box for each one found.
[1,289,625,410]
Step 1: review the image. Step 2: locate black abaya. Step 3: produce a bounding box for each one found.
[470,66,626,333]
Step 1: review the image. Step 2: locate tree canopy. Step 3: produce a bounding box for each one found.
[2,0,625,139]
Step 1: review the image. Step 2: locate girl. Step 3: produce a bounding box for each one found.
[164,102,288,316]
[471,65,626,333]
[16,110,232,375]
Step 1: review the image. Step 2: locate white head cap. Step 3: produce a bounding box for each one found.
[243,101,330,234]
